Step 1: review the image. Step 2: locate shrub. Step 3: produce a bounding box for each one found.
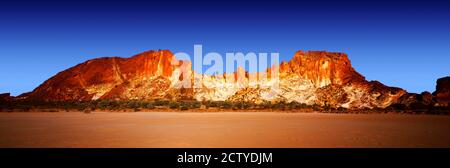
[336,107,347,112]
[222,101,232,109]
[312,104,321,111]
[203,101,210,109]
[97,99,111,110]
[154,99,170,106]
[180,106,189,111]
[192,101,201,108]
[169,101,179,109]
[388,103,406,111]
[262,101,272,109]
[410,102,430,110]
[145,103,155,109]
[126,101,140,109]
[242,102,252,109]
[84,109,91,113]
[209,101,218,108]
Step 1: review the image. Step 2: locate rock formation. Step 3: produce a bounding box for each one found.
[24,50,193,101]
[0,93,12,101]
[17,49,439,109]
[433,76,450,106]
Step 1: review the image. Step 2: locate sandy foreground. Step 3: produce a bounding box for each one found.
[0,112,449,148]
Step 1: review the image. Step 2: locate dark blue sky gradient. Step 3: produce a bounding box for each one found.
[1,0,449,95]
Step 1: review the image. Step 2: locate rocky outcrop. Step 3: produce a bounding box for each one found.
[0,93,12,101]
[433,76,450,106]
[195,51,406,109]
[280,51,365,87]
[25,50,191,101]
[22,49,412,109]
[396,91,435,108]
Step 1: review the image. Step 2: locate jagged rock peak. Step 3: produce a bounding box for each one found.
[280,50,365,87]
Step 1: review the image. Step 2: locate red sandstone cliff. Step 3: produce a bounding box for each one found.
[18,49,429,109]
[26,50,186,101]
[280,51,366,87]
[433,76,450,106]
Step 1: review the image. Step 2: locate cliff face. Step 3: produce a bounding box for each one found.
[433,76,450,106]
[280,51,365,87]
[223,51,406,108]
[0,93,12,101]
[26,50,192,101]
[23,49,409,109]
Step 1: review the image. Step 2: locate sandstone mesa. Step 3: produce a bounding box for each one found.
[11,49,449,109]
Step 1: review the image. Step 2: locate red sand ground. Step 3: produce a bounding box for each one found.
[0,112,449,147]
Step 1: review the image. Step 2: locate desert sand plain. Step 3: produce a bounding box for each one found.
[0,112,449,147]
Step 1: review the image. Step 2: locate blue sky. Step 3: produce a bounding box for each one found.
[1,0,449,95]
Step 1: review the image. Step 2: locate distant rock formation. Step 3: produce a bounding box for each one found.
[16,49,446,109]
[0,93,12,101]
[433,76,450,106]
